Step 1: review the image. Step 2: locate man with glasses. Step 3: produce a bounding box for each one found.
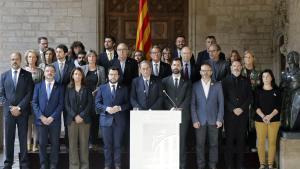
[150,45,172,79]
[204,44,228,82]
[38,36,49,65]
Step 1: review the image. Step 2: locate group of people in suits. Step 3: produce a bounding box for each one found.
[0,34,282,169]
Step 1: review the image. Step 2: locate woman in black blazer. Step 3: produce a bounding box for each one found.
[64,67,92,169]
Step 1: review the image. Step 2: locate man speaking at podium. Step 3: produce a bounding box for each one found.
[162,58,192,169]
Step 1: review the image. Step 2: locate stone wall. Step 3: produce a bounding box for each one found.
[287,0,300,52]
[0,0,99,73]
[189,0,275,70]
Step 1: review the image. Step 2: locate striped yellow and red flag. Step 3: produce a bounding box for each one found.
[135,0,152,60]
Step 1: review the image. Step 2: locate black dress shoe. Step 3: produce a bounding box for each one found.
[104,167,110,169]
[115,166,121,169]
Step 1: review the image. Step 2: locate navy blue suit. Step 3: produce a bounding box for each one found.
[97,51,118,75]
[196,49,226,67]
[0,68,33,169]
[95,83,130,168]
[32,81,64,168]
[130,76,163,110]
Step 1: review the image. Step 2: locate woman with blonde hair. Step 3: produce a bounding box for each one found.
[24,49,44,152]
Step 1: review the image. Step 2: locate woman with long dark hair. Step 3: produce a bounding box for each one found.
[64,67,92,169]
[254,69,281,169]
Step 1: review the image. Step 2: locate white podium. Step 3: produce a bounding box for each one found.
[130,110,181,169]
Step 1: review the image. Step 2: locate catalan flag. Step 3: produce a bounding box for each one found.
[135,0,152,60]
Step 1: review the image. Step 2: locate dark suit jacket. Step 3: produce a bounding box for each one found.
[151,61,172,79]
[181,61,200,83]
[0,69,33,116]
[162,76,192,121]
[112,57,139,87]
[97,51,118,75]
[95,83,130,127]
[64,86,93,125]
[32,81,64,126]
[191,80,224,125]
[130,76,163,110]
[53,60,75,87]
[222,74,252,120]
[196,49,226,67]
[173,48,196,65]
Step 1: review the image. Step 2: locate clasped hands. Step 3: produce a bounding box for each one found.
[106,106,121,114]
[40,115,54,125]
[9,106,21,117]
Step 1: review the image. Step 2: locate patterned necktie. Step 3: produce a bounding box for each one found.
[13,70,18,88]
[46,82,51,99]
[108,52,112,61]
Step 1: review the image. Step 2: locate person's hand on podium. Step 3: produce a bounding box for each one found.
[193,121,200,129]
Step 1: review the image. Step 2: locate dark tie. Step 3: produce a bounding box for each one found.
[144,80,149,96]
[184,63,189,80]
[59,62,64,78]
[13,70,17,88]
[112,85,116,98]
[175,78,179,88]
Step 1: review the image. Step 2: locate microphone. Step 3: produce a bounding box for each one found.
[162,90,177,109]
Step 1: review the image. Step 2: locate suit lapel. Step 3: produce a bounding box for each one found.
[206,82,214,100]
[15,69,25,91]
[199,81,207,100]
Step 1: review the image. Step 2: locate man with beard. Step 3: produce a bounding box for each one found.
[32,65,64,169]
[191,63,224,169]
[0,52,33,169]
[172,35,195,64]
[162,58,192,169]
[222,60,252,169]
[130,61,163,110]
[97,35,119,75]
[37,36,49,65]
[95,67,130,169]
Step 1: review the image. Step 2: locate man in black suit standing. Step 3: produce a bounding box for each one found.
[173,35,195,64]
[131,61,163,110]
[97,35,118,75]
[162,58,192,169]
[222,60,252,169]
[196,35,226,67]
[52,44,75,147]
[181,46,200,83]
[112,43,139,88]
[150,45,172,79]
[0,52,33,169]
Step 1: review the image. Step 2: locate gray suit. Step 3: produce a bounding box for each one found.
[162,76,192,169]
[191,80,224,169]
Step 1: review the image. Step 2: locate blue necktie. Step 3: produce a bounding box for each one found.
[12,70,17,88]
[112,85,116,98]
[46,83,51,99]
[144,80,149,96]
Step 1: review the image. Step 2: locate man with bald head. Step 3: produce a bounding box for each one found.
[112,43,138,88]
[181,46,200,82]
[0,52,33,169]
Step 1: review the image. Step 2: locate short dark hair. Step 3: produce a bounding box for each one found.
[56,44,68,53]
[44,64,56,72]
[108,66,120,75]
[70,41,85,52]
[105,35,116,44]
[38,37,48,43]
[176,35,186,40]
[78,50,87,56]
[205,35,216,40]
[172,57,182,66]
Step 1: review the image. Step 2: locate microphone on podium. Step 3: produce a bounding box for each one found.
[162,90,177,109]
